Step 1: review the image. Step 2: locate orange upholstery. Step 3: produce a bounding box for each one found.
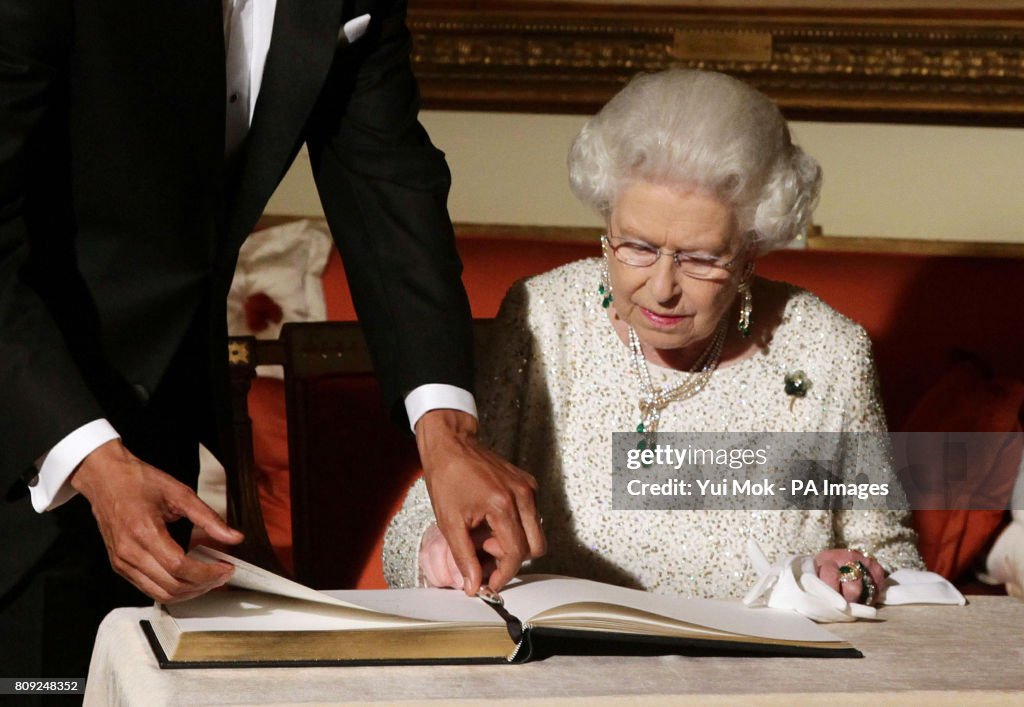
[248,378,293,572]
[756,251,1024,430]
[900,357,1024,582]
[288,372,421,589]
[321,238,599,320]
[249,236,1024,588]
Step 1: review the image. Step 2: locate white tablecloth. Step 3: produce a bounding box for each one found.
[85,596,1024,706]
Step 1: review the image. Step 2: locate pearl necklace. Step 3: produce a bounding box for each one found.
[627,319,727,448]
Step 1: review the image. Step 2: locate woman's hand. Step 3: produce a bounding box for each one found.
[418,524,500,589]
[814,548,887,606]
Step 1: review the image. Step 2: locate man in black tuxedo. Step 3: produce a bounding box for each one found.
[0,0,545,681]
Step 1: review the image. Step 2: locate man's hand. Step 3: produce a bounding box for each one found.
[415,409,545,595]
[69,439,244,603]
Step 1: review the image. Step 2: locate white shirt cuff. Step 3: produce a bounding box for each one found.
[29,419,120,512]
[404,384,478,433]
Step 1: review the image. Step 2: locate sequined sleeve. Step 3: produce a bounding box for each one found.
[476,280,534,461]
[381,477,433,588]
[832,326,926,572]
[382,281,535,588]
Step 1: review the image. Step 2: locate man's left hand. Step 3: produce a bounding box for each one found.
[415,409,546,595]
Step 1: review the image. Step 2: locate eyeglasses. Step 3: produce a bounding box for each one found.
[602,235,740,281]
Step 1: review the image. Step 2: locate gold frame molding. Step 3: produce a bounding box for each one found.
[408,2,1024,124]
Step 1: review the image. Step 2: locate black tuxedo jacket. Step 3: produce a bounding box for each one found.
[0,0,473,595]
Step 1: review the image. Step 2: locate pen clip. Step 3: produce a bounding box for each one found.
[476,584,504,607]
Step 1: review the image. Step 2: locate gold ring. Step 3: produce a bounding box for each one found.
[838,561,864,583]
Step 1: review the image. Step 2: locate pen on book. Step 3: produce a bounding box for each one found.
[476,584,503,607]
[476,584,523,643]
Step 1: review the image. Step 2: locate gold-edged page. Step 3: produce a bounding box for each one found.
[153,610,512,663]
[156,588,514,662]
[174,627,514,662]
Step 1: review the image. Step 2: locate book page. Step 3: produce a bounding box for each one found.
[164,588,503,633]
[185,547,500,627]
[184,551,834,644]
[501,576,843,643]
[190,546,366,610]
[164,590,429,632]
[322,587,501,624]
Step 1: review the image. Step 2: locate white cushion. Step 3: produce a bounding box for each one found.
[984,454,1024,599]
[227,219,333,377]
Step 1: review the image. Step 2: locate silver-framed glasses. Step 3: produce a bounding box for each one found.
[602,234,740,281]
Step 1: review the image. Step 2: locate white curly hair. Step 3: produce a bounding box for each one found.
[568,69,821,253]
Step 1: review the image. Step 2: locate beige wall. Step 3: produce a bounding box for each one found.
[266,111,1024,243]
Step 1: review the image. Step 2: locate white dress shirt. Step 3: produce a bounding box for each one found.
[29,0,476,512]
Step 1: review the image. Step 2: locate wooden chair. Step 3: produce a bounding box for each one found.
[225,320,493,589]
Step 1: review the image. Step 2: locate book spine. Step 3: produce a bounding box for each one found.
[480,598,529,662]
[507,625,533,664]
[480,597,524,644]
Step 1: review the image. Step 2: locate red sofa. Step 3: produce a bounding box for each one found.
[252,234,1024,589]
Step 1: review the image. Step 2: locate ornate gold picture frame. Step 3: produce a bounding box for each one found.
[408,1,1024,124]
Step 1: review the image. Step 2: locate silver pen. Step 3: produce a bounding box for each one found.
[476,584,503,607]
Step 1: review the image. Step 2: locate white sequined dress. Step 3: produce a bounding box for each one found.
[383,258,924,596]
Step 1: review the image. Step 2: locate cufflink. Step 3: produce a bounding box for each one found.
[338,14,371,46]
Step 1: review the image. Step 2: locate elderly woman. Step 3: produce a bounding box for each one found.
[384,69,924,605]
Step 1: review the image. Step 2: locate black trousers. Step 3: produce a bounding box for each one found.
[0,326,217,700]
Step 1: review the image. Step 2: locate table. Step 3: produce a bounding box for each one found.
[84,597,1024,706]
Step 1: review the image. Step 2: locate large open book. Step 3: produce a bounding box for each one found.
[143,547,860,667]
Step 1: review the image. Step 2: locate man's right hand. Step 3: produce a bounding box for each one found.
[69,439,244,603]
[415,409,545,595]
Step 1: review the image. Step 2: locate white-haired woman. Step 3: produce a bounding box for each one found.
[383,70,924,604]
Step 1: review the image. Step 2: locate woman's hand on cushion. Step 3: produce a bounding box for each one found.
[814,548,886,605]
